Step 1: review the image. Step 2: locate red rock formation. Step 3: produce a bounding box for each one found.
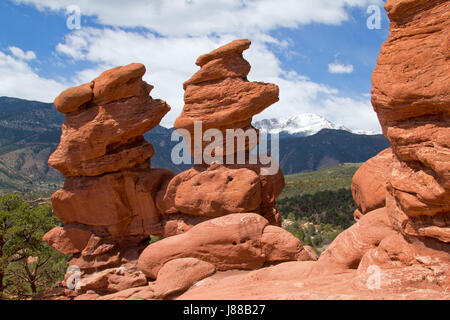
[371,0,450,219]
[44,63,173,297]
[175,39,279,158]
[43,0,450,299]
[153,258,216,298]
[169,0,450,300]
[137,213,311,279]
[158,39,284,227]
[351,148,394,215]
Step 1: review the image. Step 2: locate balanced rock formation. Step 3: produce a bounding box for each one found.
[170,0,450,299]
[157,39,284,228]
[41,44,310,300]
[133,41,312,297]
[175,39,279,157]
[43,63,174,297]
[41,1,450,299]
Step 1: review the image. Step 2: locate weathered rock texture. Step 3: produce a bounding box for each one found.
[351,148,394,215]
[42,1,450,299]
[158,39,284,227]
[42,44,299,300]
[175,39,279,157]
[171,0,450,300]
[138,213,311,280]
[44,63,174,297]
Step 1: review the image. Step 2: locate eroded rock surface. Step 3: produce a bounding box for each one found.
[137,213,311,279]
[42,2,450,299]
[43,63,174,297]
[174,0,450,300]
[157,40,284,227]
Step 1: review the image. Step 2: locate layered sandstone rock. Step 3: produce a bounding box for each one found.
[158,39,284,227]
[351,148,394,215]
[44,63,173,297]
[175,39,279,158]
[371,0,450,219]
[137,213,312,279]
[312,0,450,297]
[174,0,450,300]
[42,1,450,300]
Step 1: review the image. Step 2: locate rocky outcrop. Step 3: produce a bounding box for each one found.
[351,148,394,215]
[171,0,450,300]
[43,63,174,297]
[137,213,310,279]
[157,39,284,227]
[175,39,279,158]
[371,0,450,219]
[42,42,303,300]
[153,258,216,299]
[42,1,450,299]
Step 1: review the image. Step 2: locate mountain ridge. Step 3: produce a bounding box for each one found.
[254,113,378,136]
[0,96,390,193]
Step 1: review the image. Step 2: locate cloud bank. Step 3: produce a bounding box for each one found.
[3,0,384,132]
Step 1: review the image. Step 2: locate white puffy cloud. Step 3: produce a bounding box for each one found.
[54,27,381,132]
[320,96,381,133]
[5,0,384,132]
[328,62,354,74]
[8,47,37,61]
[14,0,384,36]
[0,49,67,102]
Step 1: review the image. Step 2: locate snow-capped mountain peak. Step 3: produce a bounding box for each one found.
[253,113,376,136]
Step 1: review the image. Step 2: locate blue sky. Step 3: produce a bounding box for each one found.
[0,0,388,132]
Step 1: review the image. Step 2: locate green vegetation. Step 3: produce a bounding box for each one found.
[149,235,163,244]
[0,160,360,299]
[284,218,344,255]
[277,163,360,254]
[280,162,361,199]
[0,193,67,300]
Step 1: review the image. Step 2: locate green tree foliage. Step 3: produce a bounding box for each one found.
[277,188,356,229]
[277,188,356,254]
[0,193,67,299]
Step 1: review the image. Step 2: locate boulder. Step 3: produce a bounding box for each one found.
[78,267,147,294]
[261,225,310,262]
[154,258,216,298]
[351,148,394,214]
[137,213,312,279]
[157,164,262,217]
[43,225,93,255]
[54,82,93,114]
[138,213,268,279]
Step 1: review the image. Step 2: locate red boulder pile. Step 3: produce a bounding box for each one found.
[157,39,285,228]
[41,0,449,299]
[43,63,174,296]
[175,0,450,299]
[42,41,312,300]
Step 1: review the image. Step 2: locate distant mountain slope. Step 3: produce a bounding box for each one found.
[0,96,389,193]
[254,113,378,136]
[280,162,361,199]
[0,97,63,192]
[277,129,390,174]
